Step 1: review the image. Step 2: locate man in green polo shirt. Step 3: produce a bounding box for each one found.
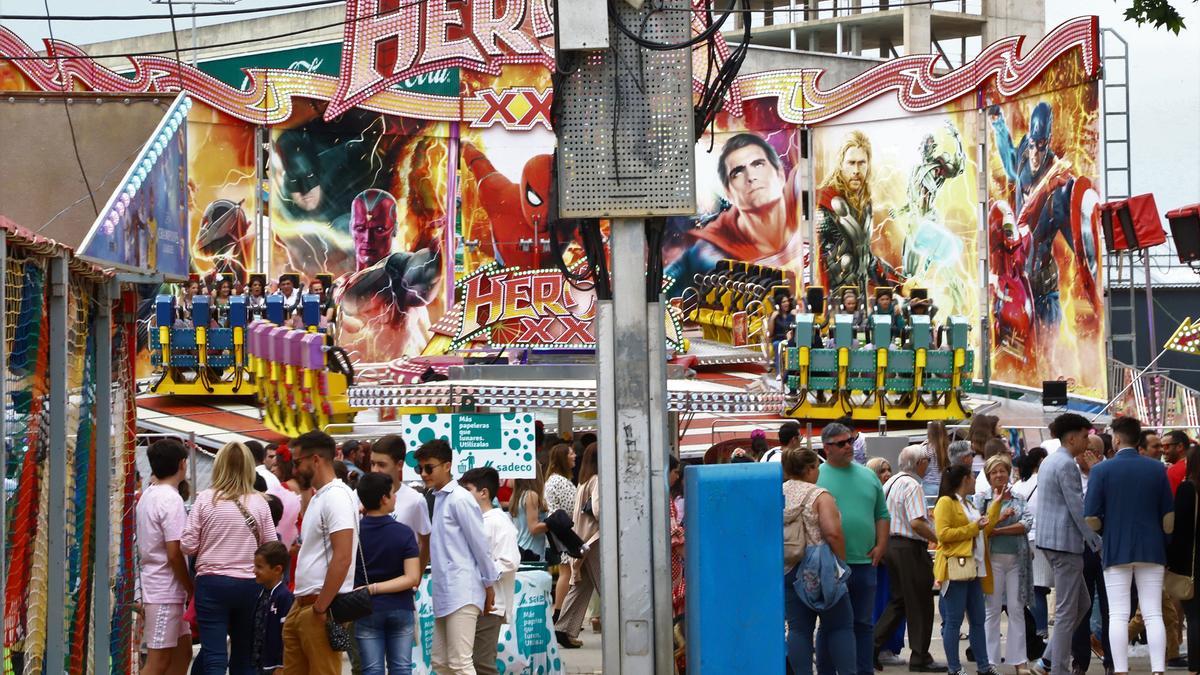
[817,422,890,675]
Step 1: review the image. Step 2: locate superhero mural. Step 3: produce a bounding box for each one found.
[188,103,258,284]
[985,76,1104,398]
[665,100,807,298]
[458,125,558,275]
[267,103,452,363]
[811,110,982,329]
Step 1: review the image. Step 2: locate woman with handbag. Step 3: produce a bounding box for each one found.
[933,464,1000,675]
[544,444,577,620]
[554,442,601,649]
[782,447,853,675]
[976,456,1035,675]
[1166,446,1199,675]
[181,442,278,674]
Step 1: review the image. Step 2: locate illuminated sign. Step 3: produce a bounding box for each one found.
[1165,317,1200,355]
[451,263,596,349]
[0,15,1100,129]
[449,263,684,350]
[331,0,555,118]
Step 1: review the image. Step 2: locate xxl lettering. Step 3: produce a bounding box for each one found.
[558,315,595,344]
[514,316,556,343]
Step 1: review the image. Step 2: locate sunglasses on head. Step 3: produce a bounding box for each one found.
[418,462,446,475]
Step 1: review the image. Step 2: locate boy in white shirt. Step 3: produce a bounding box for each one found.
[460,467,521,675]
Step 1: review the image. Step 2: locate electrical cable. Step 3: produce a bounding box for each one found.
[164,0,184,91]
[41,0,99,217]
[1,0,427,60]
[3,0,342,21]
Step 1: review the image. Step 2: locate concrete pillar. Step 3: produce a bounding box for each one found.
[808,31,819,52]
[903,6,932,55]
[850,25,863,55]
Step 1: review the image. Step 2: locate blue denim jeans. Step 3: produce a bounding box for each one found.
[940,578,991,673]
[194,574,260,675]
[816,562,877,675]
[786,566,855,675]
[354,608,416,675]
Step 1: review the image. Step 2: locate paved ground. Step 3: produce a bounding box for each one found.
[557,618,1175,674]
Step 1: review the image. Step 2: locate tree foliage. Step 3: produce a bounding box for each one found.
[1120,0,1194,33]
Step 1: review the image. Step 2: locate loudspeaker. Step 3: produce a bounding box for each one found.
[1167,204,1200,263]
[1042,380,1068,407]
[1099,194,1167,252]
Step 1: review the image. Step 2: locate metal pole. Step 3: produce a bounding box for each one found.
[191,3,198,67]
[46,254,69,672]
[1142,254,1159,425]
[646,293,673,675]
[978,109,991,395]
[255,125,266,274]
[0,231,7,599]
[596,218,666,672]
[92,279,114,673]
[595,299,621,670]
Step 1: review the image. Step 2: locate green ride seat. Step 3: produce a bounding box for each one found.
[809,349,839,391]
[885,349,915,392]
[847,350,878,392]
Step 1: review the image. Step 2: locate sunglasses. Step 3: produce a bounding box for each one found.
[418,462,447,475]
[827,438,853,448]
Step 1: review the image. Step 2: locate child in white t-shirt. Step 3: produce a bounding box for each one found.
[460,467,521,675]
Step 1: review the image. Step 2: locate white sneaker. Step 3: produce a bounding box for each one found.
[880,651,906,666]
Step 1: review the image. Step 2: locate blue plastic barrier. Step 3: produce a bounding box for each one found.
[685,463,784,673]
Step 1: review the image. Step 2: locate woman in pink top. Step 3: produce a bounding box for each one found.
[182,442,277,674]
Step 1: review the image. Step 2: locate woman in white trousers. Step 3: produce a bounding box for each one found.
[978,456,1035,674]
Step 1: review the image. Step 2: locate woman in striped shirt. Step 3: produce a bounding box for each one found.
[182,442,278,674]
[922,421,951,497]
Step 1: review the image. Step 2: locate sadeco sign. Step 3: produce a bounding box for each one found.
[402,413,536,478]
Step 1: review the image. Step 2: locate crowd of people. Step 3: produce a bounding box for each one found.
[170,272,336,329]
[778,414,1200,675]
[135,427,604,675]
[133,411,1199,675]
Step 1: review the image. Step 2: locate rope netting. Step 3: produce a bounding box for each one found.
[3,251,49,675]
[2,241,129,675]
[109,305,140,675]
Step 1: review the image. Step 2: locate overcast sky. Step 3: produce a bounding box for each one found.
[4,0,1198,226]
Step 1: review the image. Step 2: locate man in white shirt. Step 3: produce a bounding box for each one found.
[415,439,499,675]
[282,431,358,675]
[247,440,282,491]
[460,466,521,675]
[761,421,803,463]
[370,435,433,571]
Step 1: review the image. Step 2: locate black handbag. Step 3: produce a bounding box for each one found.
[325,618,355,652]
[321,485,374,625]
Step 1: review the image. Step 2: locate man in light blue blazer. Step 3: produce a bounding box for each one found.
[1035,413,1101,675]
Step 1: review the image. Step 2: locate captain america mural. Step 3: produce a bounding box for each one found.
[986,78,1105,398]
